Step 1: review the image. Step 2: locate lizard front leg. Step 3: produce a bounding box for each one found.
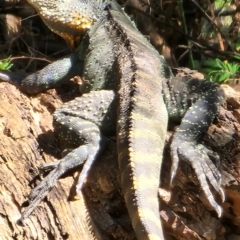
[0,35,89,94]
[164,76,225,216]
[20,90,116,222]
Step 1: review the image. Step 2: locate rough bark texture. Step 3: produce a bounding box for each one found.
[1,80,240,240]
[0,83,95,240]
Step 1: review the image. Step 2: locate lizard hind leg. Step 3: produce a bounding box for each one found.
[53,90,117,193]
[20,117,102,222]
[168,77,225,217]
[20,90,116,222]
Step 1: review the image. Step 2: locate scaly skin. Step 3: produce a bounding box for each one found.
[0,0,225,239]
[105,3,168,239]
[7,0,167,239]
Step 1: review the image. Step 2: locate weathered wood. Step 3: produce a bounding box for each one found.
[0,83,95,240]
[1,82,240,240]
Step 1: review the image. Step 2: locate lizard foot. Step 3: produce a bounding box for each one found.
[20,160,63,222]
[170,140,224,217]
[20,141,101,222]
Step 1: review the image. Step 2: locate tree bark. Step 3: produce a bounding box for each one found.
[1,82,240,240]
[0,83,95,240]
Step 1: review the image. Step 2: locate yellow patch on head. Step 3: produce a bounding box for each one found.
[70,12,93,31]
[58,12,93,47]
[51,12,93,47]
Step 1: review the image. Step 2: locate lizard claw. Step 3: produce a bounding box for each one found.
[0,70,26,85]
[169,142,180,185]
[20,162,62,222]
[170,139,224,216]
[21,143,99,221]
[219,188,225,203]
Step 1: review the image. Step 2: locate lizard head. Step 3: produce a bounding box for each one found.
[26,0,104,47]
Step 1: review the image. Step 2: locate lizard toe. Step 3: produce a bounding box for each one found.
[21,169,59,221]
[40,160,60,172]
[21,158,73,221]
[169,142,180,185]
[177,141,223,216]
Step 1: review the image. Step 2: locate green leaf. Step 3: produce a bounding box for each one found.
[0,57,13,70]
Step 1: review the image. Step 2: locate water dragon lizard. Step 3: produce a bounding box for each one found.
[0,0,225,239]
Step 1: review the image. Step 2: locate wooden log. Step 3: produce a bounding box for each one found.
[1,81,240,239]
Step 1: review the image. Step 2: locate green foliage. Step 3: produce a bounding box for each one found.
[202,58,240,83]
[0,57,13,70]
[214,0,231,8]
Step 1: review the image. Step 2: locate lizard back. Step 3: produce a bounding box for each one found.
[103,3,168,239]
